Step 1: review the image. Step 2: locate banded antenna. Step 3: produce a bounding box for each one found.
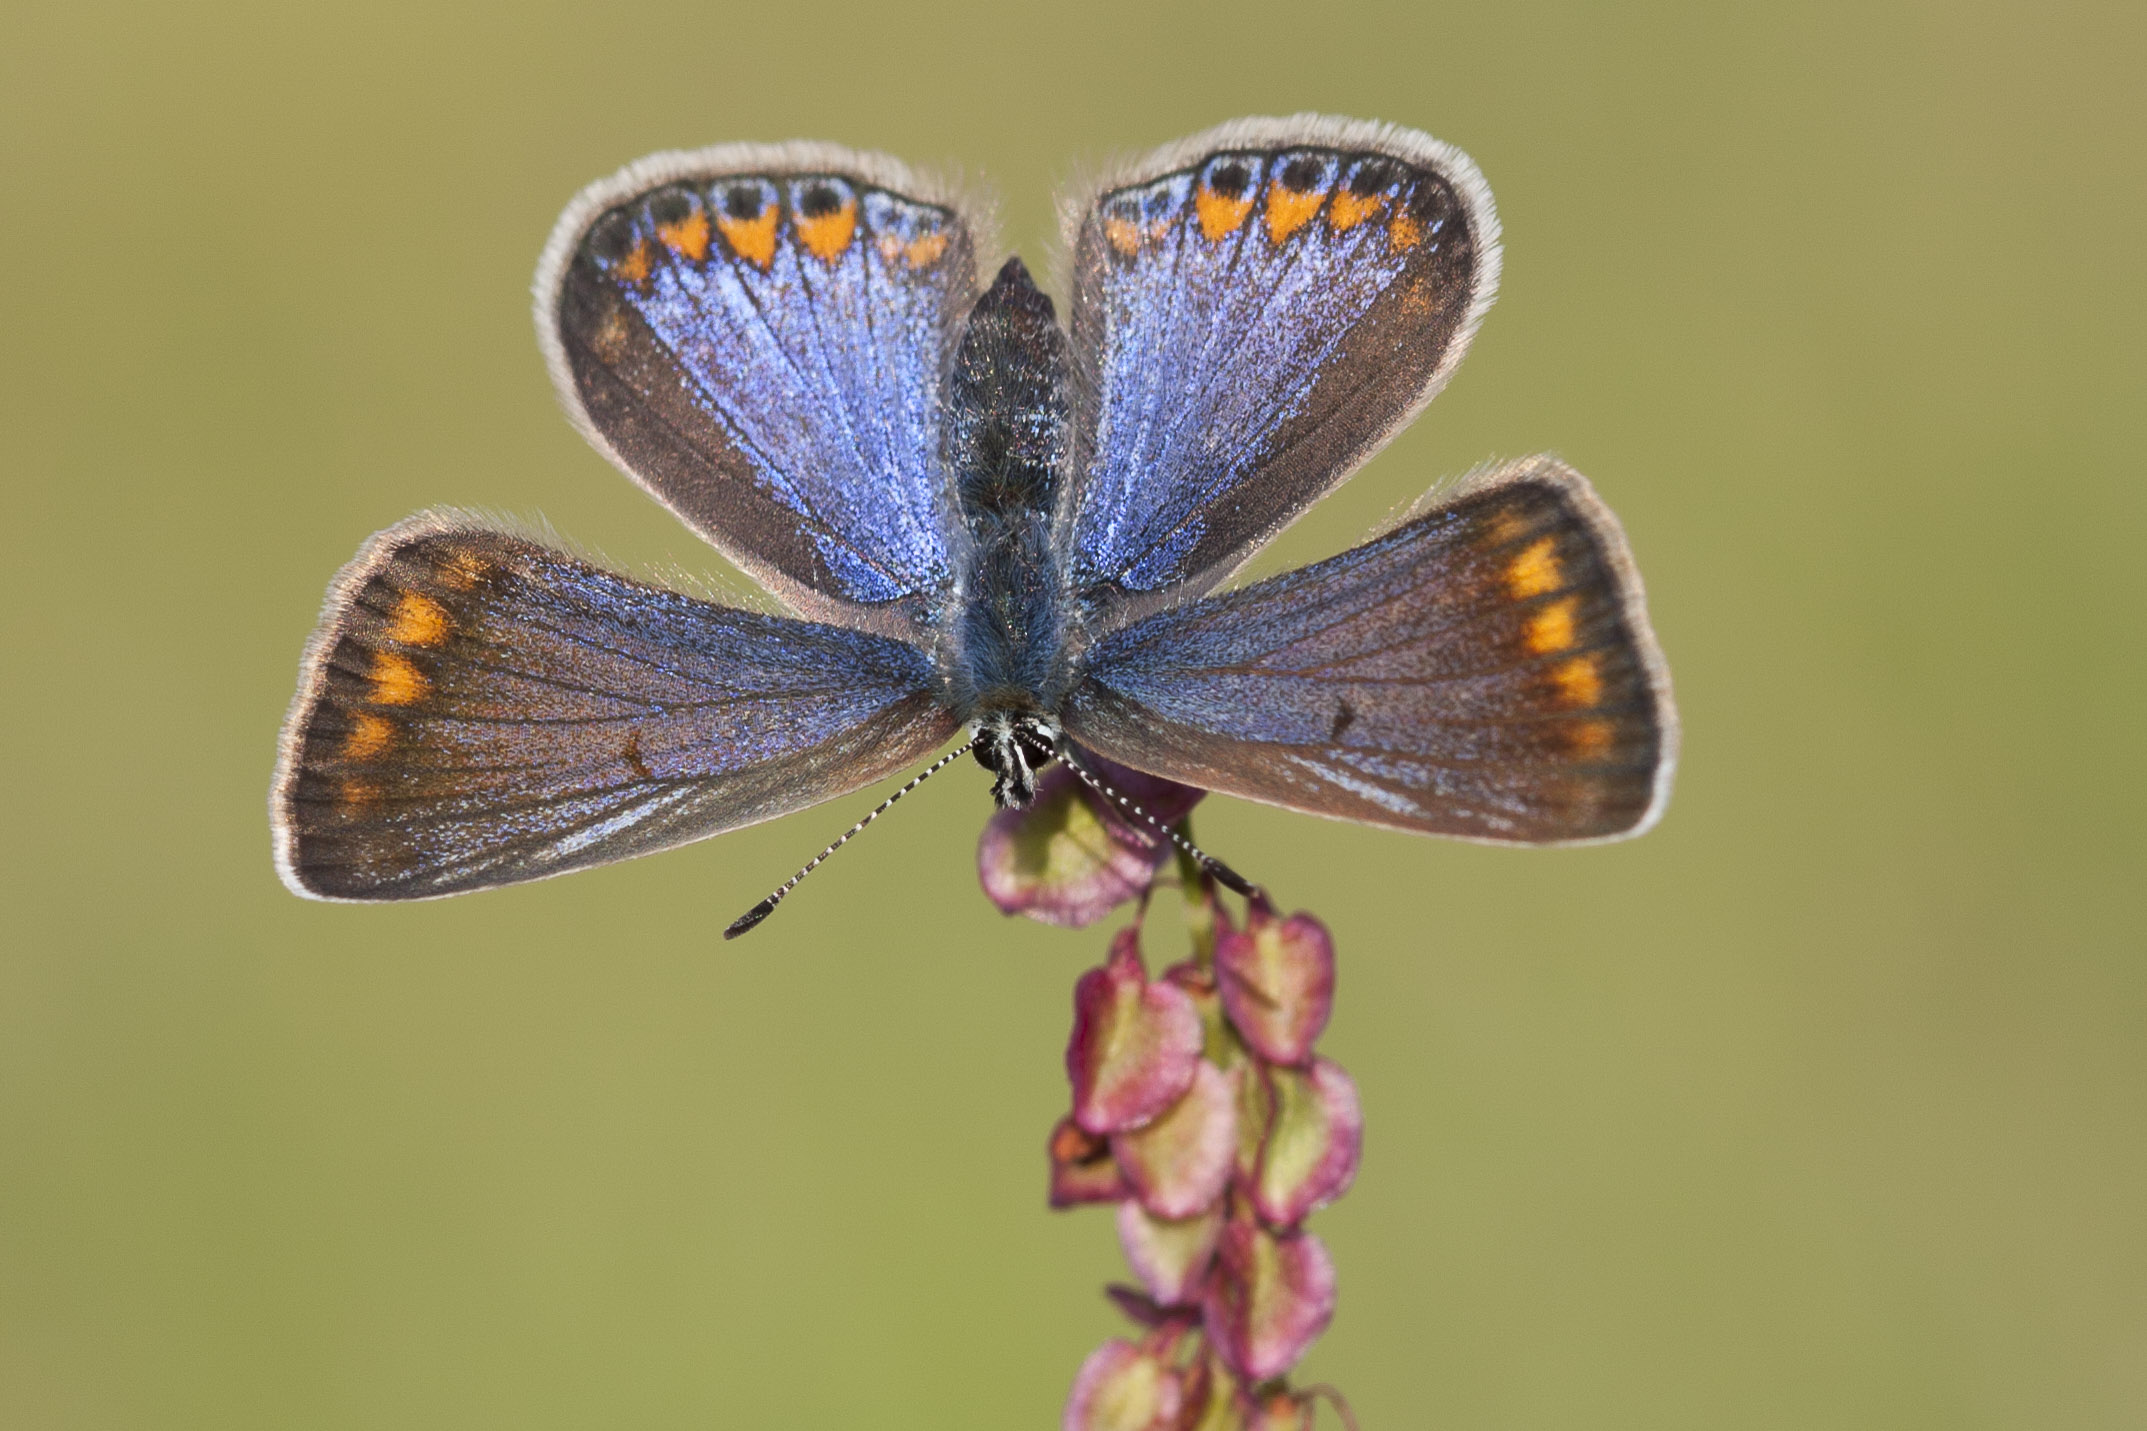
[1055,743,1262,900]
[725,740,977,939]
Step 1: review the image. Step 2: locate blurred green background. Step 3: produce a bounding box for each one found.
[4,1,2141,1426]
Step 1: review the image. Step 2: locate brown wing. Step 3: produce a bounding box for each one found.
[272,515,956,899]
[1062,459,1675,844]
[535,143,985,637]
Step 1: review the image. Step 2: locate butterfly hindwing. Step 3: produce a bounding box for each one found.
[537,144,983,637]
[271,516,958,900]
[1061,458,1676,844]
[1059,115,1501,628]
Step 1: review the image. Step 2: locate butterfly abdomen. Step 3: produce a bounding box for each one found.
[944,257,1073,712]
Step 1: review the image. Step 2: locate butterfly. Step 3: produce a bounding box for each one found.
[271,114,1677,929]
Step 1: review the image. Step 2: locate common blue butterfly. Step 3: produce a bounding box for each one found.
[271,116,1677,925]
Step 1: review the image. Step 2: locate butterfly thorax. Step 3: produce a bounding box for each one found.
[944,258,1074,803]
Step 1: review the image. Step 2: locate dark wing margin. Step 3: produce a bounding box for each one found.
[534,143,988,638]
[270,514,957,900]
[1061,458,1677,845]
[1057,114,1501,629]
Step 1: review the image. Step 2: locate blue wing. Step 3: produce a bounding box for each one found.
[537,143,983,637]
[1059,116,1500,628]
[1061,460,1676,844]
[272,516,959,899]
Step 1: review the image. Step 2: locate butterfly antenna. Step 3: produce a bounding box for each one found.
[724,740,976,940]
[1056,744,1262,900]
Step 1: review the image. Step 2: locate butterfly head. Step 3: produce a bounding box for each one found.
[972,708,1061,808]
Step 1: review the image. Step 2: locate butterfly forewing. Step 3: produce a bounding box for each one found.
[537,144,982,637]
[1062,459,1675,844]
[272,517,957,900]
[1060,115,1500,629]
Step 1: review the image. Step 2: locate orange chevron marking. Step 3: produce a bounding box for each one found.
[658,208,711,262]
[1505,537,1562,599]
[795,195,857,261]
[1195,182,1254,241]
[1328,189,1387,231]
[1388,209,1423,252]
[716,206,778,269]
[1551,654,1604,708]
[612,238,652,285]
[341,711,395,761]
[386,591,451,647]
[1524,597,1579,655]
[1265,183,1324,243]
[368,650,429,706]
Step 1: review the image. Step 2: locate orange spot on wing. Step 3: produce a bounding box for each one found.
[386,590,451,647]
[794,197,857,262]
[1566,718,1615,760]
[657,209,711,262]
[341,712,395,761]
[716,207,779,269]
[1265,184,1324,243]
[589,307,630,362]
[1505,537,1562,599]
[1195,183,1254,241]
[1484,509,1530,547]
[1551,654,1604,708]
[1104,216,1142,255]
[436,550,491,591]
[1524,597,1578,655]
[340,777,382,812]
[876,228,949,268]
[1388,210,1423,252]
[613,238,652,285]
[368,650,429,706]
[1328,189,1388,231]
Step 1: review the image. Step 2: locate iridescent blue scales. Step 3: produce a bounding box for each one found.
[544,153,973,633]
[272,116,1676,904]
[1067,137,1490,620]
